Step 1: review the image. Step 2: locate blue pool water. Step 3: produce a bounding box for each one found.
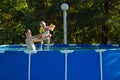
[0,44,120,51]
[0,44,120,80]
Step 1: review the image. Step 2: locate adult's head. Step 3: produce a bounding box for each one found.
[25,29,32,38]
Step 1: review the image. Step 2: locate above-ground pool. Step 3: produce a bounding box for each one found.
[0,44,120,80]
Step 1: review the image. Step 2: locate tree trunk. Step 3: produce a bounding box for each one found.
[101,25,108,44]
[101,1,110,44]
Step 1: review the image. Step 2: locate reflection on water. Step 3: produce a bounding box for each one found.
[0,44,120,51]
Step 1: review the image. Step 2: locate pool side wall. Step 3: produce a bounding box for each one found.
[0,44,120,80]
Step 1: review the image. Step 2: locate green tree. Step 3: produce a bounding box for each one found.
[66,0,120,44]
[0,0,30,44]
[0,0,120,44]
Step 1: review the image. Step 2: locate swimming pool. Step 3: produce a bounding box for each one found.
[0,44,120,80]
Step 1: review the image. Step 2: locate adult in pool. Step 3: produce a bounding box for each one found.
[25,29,51,51]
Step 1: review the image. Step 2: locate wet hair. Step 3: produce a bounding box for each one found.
[24,29,30,34]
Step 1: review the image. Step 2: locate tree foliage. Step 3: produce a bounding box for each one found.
[0,0,120,44]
